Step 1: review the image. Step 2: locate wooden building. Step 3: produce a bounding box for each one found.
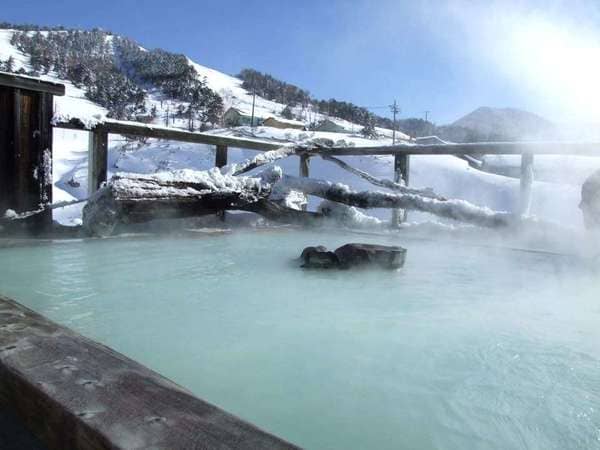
[223,107,265,127]
[263,116,306,130]
[0,72,65,233]
[314,118,348,133]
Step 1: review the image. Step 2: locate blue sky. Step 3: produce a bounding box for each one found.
[3,0,600,123]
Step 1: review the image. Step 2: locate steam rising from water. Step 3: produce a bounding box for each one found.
[443,0,600,124]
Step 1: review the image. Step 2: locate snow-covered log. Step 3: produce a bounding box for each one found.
[224,145,298,176]
[320,154,443,199]
[82,147,517,236]
[279,174,515,228]
[83,168,278,236]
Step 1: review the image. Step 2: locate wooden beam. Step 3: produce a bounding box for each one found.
[320,154,441,198]
[215,145,228,220]
[88,128,108,195]
[299,154,310,178]
[391,154,410,226]
[312,141,600,156]
[0,71,65,96]
[299,154,310,211]
[0,295,299,450]
[519,153,534,216]
[215,144,228,168]
[56,119,281,152]
[56,118,600,157]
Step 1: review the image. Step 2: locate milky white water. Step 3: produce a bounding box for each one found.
[0,230,599,449]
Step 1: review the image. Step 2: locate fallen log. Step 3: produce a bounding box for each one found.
[82,169,277,236]
[224,145,298,176]
[82,153,517,236]
[279,174,515,228]
[83,169,514,235]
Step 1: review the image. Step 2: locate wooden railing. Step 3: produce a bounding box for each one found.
[56,118,282,194]
[54,117,600,221]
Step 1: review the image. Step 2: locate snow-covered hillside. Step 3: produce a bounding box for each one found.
[2,28,599,233]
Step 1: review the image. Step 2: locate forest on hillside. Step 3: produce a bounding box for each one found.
[0,23,503,140]
[1,26,223,126]
[238,68,517,140]
[237,68,442,137]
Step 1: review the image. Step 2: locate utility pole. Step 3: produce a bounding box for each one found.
[389,100,400,145]
[250,90,256,128]
[423,110,432,135]
[250,74,256,128]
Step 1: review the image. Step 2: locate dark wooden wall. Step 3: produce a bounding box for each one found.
[0,87,53,233]
[0,86,14,217]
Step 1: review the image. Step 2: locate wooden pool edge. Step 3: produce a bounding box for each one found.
[0,295,300,450]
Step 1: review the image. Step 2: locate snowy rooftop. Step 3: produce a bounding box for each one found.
[264,116,305,127]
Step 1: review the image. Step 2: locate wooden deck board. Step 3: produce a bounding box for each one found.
[0,295,300,450]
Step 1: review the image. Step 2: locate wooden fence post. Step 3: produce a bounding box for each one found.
[88,128,108,195]
[299,154,310,178]
[519,153,534,216]
[215,144,228,168]
[391,154,410,226]
[299,154,310,211]
[215,145,228,220]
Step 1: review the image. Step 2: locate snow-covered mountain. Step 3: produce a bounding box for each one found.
[1,27,597,234]
[452,107,557,140]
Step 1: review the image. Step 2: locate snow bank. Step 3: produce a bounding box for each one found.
[317,200,384,229]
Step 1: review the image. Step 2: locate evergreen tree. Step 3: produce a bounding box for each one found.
[3,56,15,72]
[360,116,377,139]
[281,105,294,120]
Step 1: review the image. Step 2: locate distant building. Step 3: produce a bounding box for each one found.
[314,119,348,133]
[223,107,265,127]
[377,127,411,141]
[263,116,306,130]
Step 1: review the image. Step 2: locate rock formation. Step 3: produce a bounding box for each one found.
[300,243,406,270]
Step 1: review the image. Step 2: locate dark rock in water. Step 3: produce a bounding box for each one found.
[300,245,327,261]
[334,243,406,270]
[581,169,600,230]
[300,246,339,269]
[299,243,406,270]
